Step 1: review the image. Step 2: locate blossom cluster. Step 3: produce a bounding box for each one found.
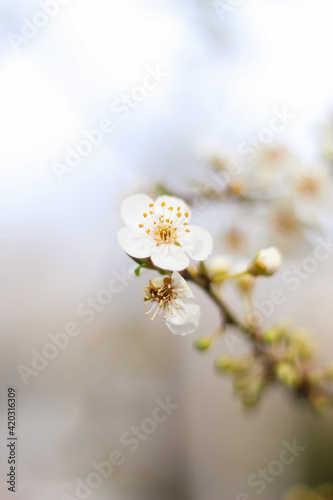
[117,130,333,412]
[202,142,333,256]
[118,193,282,336]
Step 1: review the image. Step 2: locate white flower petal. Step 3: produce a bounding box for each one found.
[171,271,194,299]
[121,194,154,228]
[166,301,200,335]
[178,225,213,261]
[151,244,189,271]
[154,195,191,219]
[117,227,156,258]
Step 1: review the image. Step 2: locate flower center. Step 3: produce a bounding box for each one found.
[273,208,298,234]
[296,174,321,197]
[142,277,181,321]
[159,224,173,241]
[138,201,190,244]
[224,227,245,252]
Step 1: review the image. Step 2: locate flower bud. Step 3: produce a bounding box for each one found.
[249,247,282,276]
[206,256,230,283]
[287,331,314,362]
[240,379,265,408]
[275,362,299,388]
[237,274,255,292]
[195,336,212,351]
[215,355,251,374]
[263,325,286,344]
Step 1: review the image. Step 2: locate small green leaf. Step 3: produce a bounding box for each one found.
[134,266,142,277]
[156,267,168,275]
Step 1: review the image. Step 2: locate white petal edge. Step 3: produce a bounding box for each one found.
[171,271,194,299]
[154,195,192,220]
[151,244,189,271]
[120,194,154,228]
[117,227,156,258]
[177,225,213,261]
[166,301,200,335]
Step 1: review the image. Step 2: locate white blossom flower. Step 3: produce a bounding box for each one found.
[250,247,282,276]
[117,194,213,271]
[289,164,333,225]
[252,144,302,190]
[238,144,302,195]
[142,271,200,335]
[265,197,314,253]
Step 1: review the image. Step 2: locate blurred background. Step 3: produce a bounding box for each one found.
[1,0,333,499]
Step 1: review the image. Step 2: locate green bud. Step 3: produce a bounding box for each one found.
[215,355,251,374]
[275,362,299,388]
[288,331,314,361]
[240,380,265,408]
[195,336,212,351]
[215,355,233,372]
[263,327,286,344]
[233,375,251,391]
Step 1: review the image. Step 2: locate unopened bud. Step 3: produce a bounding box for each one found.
[206,256,230,283]
[275,362,299,388]
[195,336,212,351]
[215,355,251,374]
[287,331,314,361]
[263,326,286,344]
[249,247,282,277]
[237,274,255,292]
[240,379,265,408]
